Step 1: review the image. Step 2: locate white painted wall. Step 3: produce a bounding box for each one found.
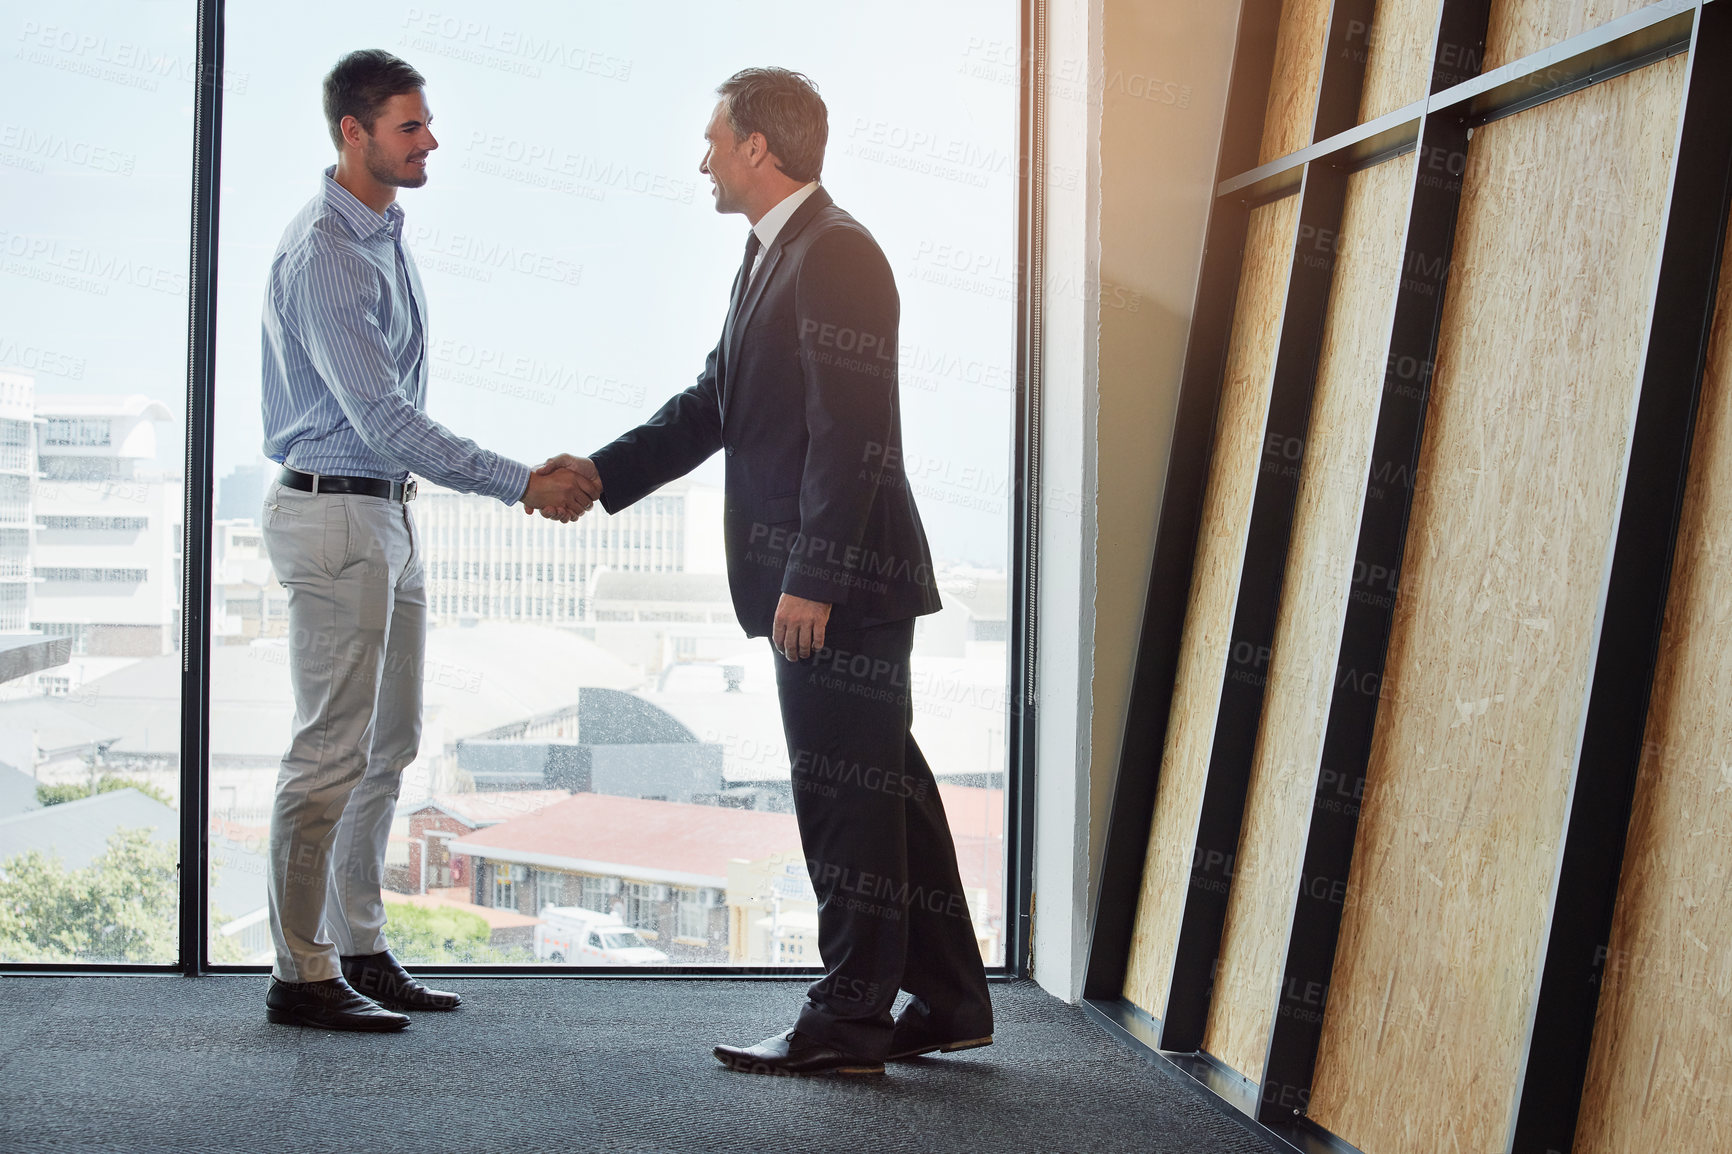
[1032,0,1241,1001]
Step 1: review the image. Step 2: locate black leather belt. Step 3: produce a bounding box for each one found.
[279,466,417,503]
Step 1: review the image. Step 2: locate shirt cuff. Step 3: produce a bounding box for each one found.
[487,457,532,506]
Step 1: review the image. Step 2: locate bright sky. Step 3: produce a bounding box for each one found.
[1,0,1020,565]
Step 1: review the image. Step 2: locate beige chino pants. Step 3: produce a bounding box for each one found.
[261,478,426,982]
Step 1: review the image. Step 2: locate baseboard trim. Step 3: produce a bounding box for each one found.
[1079,998,1368,1154]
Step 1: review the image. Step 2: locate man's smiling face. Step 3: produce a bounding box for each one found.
[356,90,438,189]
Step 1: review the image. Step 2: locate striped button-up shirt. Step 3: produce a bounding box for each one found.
[260,167,529,504]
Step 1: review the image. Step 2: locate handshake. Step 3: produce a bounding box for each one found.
[520,453,603,523]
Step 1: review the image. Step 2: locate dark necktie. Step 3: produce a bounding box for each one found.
[727,231,762,328]
[721,231,762,405]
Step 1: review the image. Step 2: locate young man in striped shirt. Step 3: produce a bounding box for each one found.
[258,49,598,1031]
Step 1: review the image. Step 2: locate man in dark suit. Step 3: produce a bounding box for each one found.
[540,67,992,1075]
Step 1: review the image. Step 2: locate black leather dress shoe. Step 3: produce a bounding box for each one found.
[713,1029,885,1076]
[886,1008,993,1061]
[265,976,409,1032]
[340,950,462,1012]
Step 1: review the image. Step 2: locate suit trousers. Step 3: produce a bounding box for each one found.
[261,479,426,982]
[774,617,994,1060]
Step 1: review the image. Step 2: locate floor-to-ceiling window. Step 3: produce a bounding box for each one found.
[205,1,1023,969]
[0,1,194,965]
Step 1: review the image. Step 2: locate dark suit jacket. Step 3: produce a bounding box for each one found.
[590,188,942,638]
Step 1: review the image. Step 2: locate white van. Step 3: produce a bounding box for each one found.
[535,905,669,965]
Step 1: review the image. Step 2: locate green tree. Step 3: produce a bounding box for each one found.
[383,899,530,963]
[0,827,178,963]
[37,775,175,809]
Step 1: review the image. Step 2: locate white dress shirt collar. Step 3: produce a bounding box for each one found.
[750,181,821,273]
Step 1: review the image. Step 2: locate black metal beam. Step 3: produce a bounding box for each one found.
[1159,161,1351,1051]
[1314,0,1377,141]
[1217,0,1292,181]
[178,0,224,976]
[1082,0,1286,1004]
[1430,0,1492,93]
[1157,0,1386,1055]
[1249,0,1499,1118]
[1255,109,1487,1139]
[1002,0,1046,980]
[1511,5,1732,1151]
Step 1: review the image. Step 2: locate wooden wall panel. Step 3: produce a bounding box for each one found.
[1358,0,1440,122]
[1259,0,1334,165]
[1122,193,1303,1019]
[1202,153,1417,1080]
[1484,0,1650,71]
[1572,215,1732,1154]
[1305,57,1687,1154]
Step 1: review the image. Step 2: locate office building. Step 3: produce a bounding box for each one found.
[413,477,723,627]
[30,395,181,659]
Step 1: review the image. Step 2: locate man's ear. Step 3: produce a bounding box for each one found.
[340,114,367,150]
[746,132,773,169]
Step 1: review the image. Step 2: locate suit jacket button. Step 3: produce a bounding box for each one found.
[724,445,736,456]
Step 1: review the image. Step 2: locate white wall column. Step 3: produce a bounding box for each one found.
[1031,0,1240,1001]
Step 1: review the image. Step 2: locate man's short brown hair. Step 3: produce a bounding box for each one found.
[323,49,426,149]
[716,68,828,183]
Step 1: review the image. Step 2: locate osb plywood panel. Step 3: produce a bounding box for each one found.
[1260,0,1334,165]
[1572,219,1732,1154]
[1484,0,1651,71]
[1358,0,1440,122]
[1306,56,1686,1154]
[1203,153,1417,1080]
[1122,193,1303,1018]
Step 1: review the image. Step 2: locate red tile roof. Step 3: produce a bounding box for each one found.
[448,793,803,886]
[448,787,1005,909]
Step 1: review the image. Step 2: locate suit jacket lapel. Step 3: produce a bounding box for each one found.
[722,187,834,424]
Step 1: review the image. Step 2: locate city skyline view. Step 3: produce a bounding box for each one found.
[0,0,1021,971]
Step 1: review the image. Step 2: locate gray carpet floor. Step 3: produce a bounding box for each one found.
[0,977,1280,1154]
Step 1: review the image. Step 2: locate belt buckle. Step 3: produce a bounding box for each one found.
[403,479,418,503]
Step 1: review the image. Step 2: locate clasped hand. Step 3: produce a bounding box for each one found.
[521,454,604,522]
